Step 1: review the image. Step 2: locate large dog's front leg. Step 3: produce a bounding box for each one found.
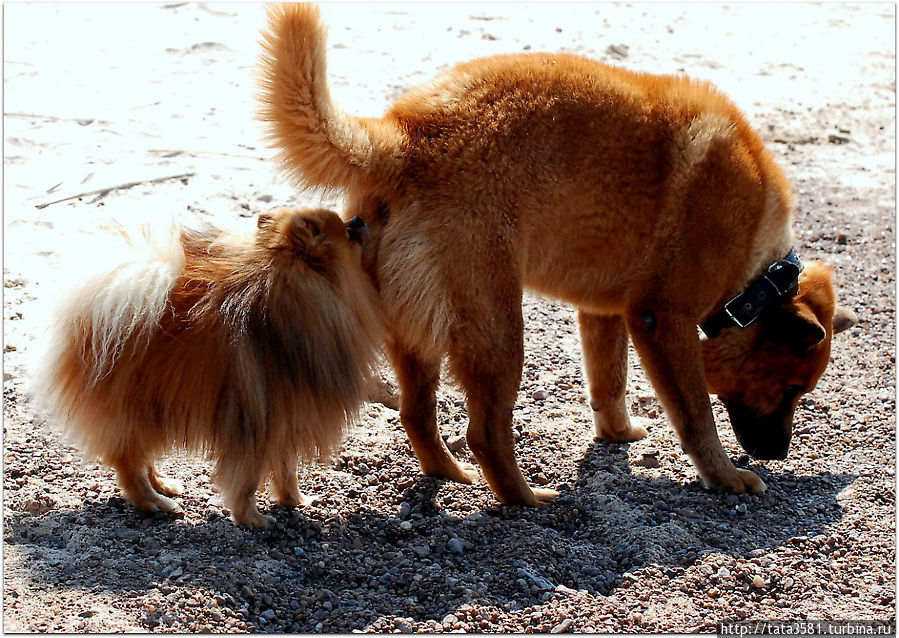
[389,341,479,485]
[578,311,650,442]
[625,308,766,494]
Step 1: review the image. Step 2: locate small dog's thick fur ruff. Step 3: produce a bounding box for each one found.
[35,208,384,526]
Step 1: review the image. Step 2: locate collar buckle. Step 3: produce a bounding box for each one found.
[701,249,803,338]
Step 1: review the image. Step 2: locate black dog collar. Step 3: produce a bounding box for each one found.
[701,249,803,338]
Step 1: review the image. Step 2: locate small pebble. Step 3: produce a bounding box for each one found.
[551,618,574,633]
[446,435,466,452]
[531,388,549,400]
[447,538,464,554]
[398,502,411,519]
[634,453,661,469]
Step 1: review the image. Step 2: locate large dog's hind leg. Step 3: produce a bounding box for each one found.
[448,292,557,507]
[390,341,479,484]
[578,310,650,442]
[626,308,766,494]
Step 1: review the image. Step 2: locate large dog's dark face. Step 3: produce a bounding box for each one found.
[701,262,857,460]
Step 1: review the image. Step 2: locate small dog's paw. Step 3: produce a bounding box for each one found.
[234,510,275,528]
[296,493,322,507]
[130,493,183,517]
[155,494,184,515]
[152,476,184,497]
[273,491,321,508]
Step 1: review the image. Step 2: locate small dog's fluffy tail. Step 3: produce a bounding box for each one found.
[36,221,184,392]
[258,3,402,193]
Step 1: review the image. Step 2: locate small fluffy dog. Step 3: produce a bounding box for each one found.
[35,207,383,527]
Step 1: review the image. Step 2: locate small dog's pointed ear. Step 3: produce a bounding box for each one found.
[286,215,317,254]
[832,305,858,335]
[763,305,827,352]
[257,213,275,229]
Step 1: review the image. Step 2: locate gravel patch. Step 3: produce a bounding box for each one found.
[3,3,894,632]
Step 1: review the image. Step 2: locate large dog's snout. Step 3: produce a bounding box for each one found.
[739,431,791,461]
[724,400,794,461]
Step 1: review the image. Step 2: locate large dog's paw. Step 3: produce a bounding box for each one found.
[705,468,767,494]
[487,476,560,507]
[593,412,650,443]
[445,462,480,485]
[422,459,480,485]
[532,487,560,506]
[500,486,560,508]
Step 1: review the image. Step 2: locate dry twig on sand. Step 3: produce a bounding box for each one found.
[34,173,196,210]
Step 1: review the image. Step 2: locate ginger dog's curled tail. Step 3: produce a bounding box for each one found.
[258,3,402,193]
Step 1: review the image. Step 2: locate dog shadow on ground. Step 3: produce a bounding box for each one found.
[4,434,854,632]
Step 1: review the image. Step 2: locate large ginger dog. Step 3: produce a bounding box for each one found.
[258,4,857,505]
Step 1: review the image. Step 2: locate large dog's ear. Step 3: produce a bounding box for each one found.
[762,304,827,352]
[832,305,858,335]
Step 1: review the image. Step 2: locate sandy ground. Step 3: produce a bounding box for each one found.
[3,2,895,633]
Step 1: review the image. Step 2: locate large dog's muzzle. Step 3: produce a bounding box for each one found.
[723,399,795,461]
